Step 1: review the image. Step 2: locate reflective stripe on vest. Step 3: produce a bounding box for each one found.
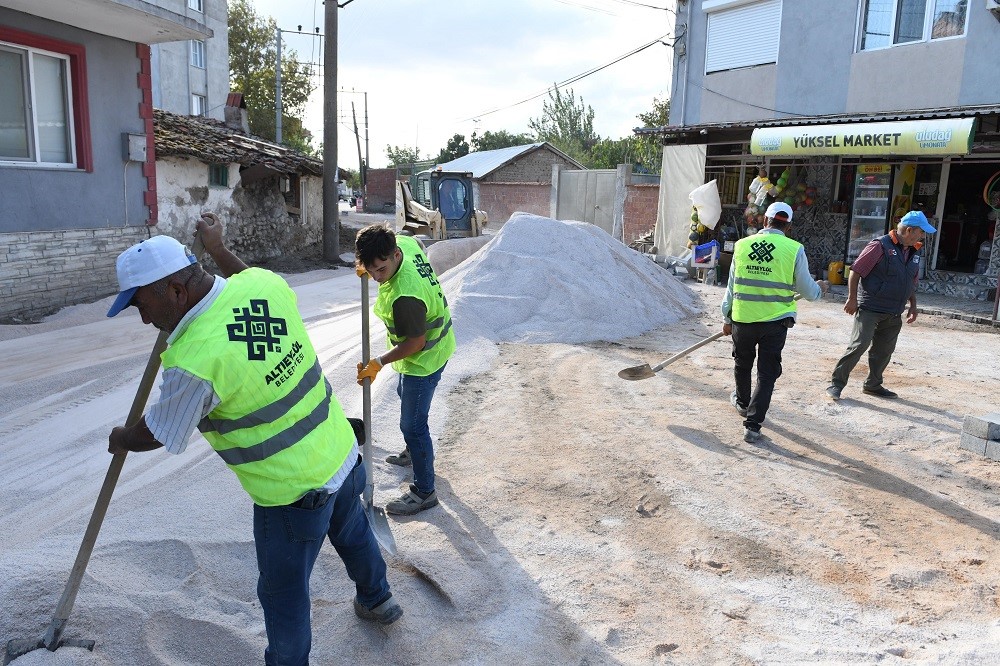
[373,236,455,376]
[731,232,800,323]
[161,268,355,507]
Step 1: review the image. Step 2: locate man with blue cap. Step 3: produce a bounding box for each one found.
[826,210,936,400]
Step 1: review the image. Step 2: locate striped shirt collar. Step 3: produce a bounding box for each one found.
[167,275,227,344]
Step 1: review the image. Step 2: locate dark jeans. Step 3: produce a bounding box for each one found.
[732,319,789,432]
[396,363,446,495]
[830,309,903,390]
[253,457,390,666]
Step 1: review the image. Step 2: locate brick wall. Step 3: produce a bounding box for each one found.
[364,168,397,213]
[477,182,551,227]
[482,149,579,183]
[1,226,150,323]
[623,183,659,242]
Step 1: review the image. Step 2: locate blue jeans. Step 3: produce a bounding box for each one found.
[396,363,446,495]
[253,456,390,666]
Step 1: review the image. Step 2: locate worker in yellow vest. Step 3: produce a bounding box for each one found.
[721,202,828,443]
[107,214,401,666]
[355,224,455,516]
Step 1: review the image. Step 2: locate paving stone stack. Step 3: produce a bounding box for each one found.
[960,413,1000,462]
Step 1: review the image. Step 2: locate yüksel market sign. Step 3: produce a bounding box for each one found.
[750,117,974,156]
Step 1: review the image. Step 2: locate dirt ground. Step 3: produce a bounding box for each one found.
[429,281,1000,663]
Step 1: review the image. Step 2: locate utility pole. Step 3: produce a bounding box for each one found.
[275,27,282,144]
[322,0,339,260]
[363,91,369,199]
[352,101,363,192]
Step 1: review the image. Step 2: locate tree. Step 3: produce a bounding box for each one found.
[588,137,635,170]
[470,129,535,153]
[633,96,671,174]
[228,0,315,149]
[385,145,421,166]
[433,134,470,164]
[528,86,599,166]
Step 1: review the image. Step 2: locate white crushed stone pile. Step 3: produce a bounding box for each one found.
[441,213,700,344]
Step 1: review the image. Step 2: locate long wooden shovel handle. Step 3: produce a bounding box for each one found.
[360,274,375,508]
[650,331,726,373]
[42,234,205,650]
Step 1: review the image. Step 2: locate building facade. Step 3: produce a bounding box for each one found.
[645,0,1000,301]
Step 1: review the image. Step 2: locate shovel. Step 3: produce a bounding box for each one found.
[5,232,209,665]
[618,331,726,381]
[360,273,397,555]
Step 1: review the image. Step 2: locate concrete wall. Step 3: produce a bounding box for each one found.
[670,0,1000,125]
[155,156,323,264]
[150,0,228,120]
[0,9,149,232]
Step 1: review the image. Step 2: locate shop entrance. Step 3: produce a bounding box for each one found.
[936,162,999,273]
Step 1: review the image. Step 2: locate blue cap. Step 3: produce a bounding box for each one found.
[899,211,936,234]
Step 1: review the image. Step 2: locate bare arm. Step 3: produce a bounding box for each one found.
[197,213,248,277]
[379,335,426,364]
[844,270,861,315]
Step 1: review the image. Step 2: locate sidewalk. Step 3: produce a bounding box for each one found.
[825,284,999,328]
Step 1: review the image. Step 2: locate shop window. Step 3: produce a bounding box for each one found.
[704,0,781,74]
[208,163,228,187]
[190,40,205,69]
[859,0,967,51]
[0,34,87,168]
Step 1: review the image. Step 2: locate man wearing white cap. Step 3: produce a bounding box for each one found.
[826,210,936,401]
[722,202,828,443]
[106,215,401,665]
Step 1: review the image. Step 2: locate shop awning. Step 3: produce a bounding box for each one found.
[749,117,974,157]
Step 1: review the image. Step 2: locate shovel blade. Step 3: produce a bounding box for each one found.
[618,364,656,381]
[5,639,43,665]
[365,503,398,556]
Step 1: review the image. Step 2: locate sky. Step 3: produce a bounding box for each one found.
[249,0,677,169]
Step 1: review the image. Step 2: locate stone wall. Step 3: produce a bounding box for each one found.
[1,226,149,322]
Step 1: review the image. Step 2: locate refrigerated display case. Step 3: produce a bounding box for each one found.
[847,164,892,262]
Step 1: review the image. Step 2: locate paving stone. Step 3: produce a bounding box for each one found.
[959,433,988,456]
[962,413,1000,441]
[987,440,1000,463]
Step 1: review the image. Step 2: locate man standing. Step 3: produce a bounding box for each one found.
[355,224,455,516]
[826,210,935,400]
[107,215,401,666]
[722,202,828,443]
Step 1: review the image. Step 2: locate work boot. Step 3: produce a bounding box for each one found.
[826,385,842,400]
[353,595,403,625]
[386,484,438,516]
[863,386,898,399]
[730,390,747,417]
[385,448,411,466]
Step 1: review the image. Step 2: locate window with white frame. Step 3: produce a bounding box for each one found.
[191,93,206,116]
[188,0,204,12]
[859,0,968,50]
[190,40,205,68]
[0,42,75,166]
[704,0,782,74]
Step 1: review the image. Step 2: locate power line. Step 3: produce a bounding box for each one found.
[457,33,674,123]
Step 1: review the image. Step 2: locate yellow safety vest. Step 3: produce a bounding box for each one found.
[731,232,800,323]
[373,235,455,376]
[161,268,355,507]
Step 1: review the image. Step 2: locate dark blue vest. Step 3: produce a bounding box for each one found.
[858,235,919,314]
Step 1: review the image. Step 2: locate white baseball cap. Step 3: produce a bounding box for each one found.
[107,235,195,317]
[764,201,793,222]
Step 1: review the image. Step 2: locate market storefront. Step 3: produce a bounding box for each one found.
[646,106,1000,305]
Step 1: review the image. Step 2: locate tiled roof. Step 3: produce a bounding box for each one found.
[153,108,330,177]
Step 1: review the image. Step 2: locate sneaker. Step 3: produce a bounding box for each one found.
[826,385,842,400]
[730,391,747,417]
[743,428,762,444]
[385,448,411,466]
[354,595,403,625]
[863,386,898,399]
[385,484,438,516]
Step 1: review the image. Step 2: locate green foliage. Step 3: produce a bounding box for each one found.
[434,134,470,164]
[528,86,599,166]
[228,0,315,149]
[470,129,535,152]
[589,137,635,170]
[632,95,670,174]
[385,145,421,166]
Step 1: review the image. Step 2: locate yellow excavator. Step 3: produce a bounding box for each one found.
[396,168,488,242]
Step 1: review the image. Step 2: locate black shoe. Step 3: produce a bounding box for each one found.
[826,385,842,400]
[862,386,898,399]
[354,595,403,625]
